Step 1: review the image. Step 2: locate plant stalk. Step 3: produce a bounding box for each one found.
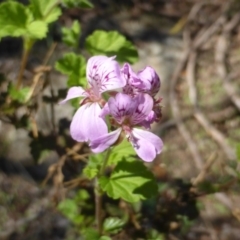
[95,148,111,234]
[16,39,34,90]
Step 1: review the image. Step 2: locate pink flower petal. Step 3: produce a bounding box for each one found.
[90,128,122,153]
[131,128,163,162]
[70,102,108,142]
[137,66,161,96]
[108,93,137,124]
[59,87,87,104]
[130,94,153,125]
[87,56,125,95]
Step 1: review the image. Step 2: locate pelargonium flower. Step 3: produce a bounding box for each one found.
[121,63,162,128]
[122,63,160,97]
[90,93,163,162]
[60,56,126,142]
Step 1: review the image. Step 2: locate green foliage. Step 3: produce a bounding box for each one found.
[58,189,92,226]
[0,2,31,38]
[27,20,48,39]
[99,237,111,240]
[8,83,30,103]
[99,159,158,202]
[236,144,240,161]
[85,30,138,64]
[58,199,82,224]
[147,230,166,240]
[83,153,104,179]
[0,0,59,39]
[177,215,195,234]
[108,139,136,165]
[62,0,94,9]
[103,217,125,234]
[82,228,100,240]
[55,52,87,87]
[62,20,81,48]
[29,0,61,23]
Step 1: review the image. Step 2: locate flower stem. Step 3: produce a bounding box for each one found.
[95,148,111,234]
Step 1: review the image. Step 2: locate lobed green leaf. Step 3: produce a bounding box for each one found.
[55,52,87,87]
[85,30,138,64]
[26,20,48,39]
[108,139,136,165]
[62,20,81,48]
[29,0,61,23]
[99,159,158,202]
[83,153,104,179]
[0,2,30,38]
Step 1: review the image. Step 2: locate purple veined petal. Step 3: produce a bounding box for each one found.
[121,63,141,86]
[130,94,153,125]
[140,110,156,129]
[59,87,88,104]
[87,56,126,94]
[131,128,163,162]
[122,63,144,96]
[90,128,122,153]
[108,93,138,124]
[137,66,161,96]
[99,102,110,119]
[70,102,108,142]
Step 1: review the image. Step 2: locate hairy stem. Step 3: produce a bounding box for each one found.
[95,149,111,234]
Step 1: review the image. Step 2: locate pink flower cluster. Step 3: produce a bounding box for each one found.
[61,56,163,162]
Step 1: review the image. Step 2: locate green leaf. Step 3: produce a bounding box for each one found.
[62,0,94,9]
[85,30,138,64]
[0,2,30,38]
[8,83,30,103]
[55,52,87,87]
[74,189,90,202]
[29,0,61,23]
[108,139,136,165]
[58,199,79,222]
[236,144,240,161]
[27,20,48,39]
[82,228,100,240]
[147,230,166,240]
[103,217,125,234]
[83,153,104,179]
[99,159,158,202]
[99,236,112,240]
[62,20,81,48]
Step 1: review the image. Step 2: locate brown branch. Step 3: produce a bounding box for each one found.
[215,13,240,111]
[186,51,235,160]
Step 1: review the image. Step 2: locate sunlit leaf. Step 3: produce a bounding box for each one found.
[27,20,48,39]
[103,217,125,234]
[29,0,61,23]
[99,159,158,202]
[108,139,136,165]
[85,30,138,63]
[0,2,30,38]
